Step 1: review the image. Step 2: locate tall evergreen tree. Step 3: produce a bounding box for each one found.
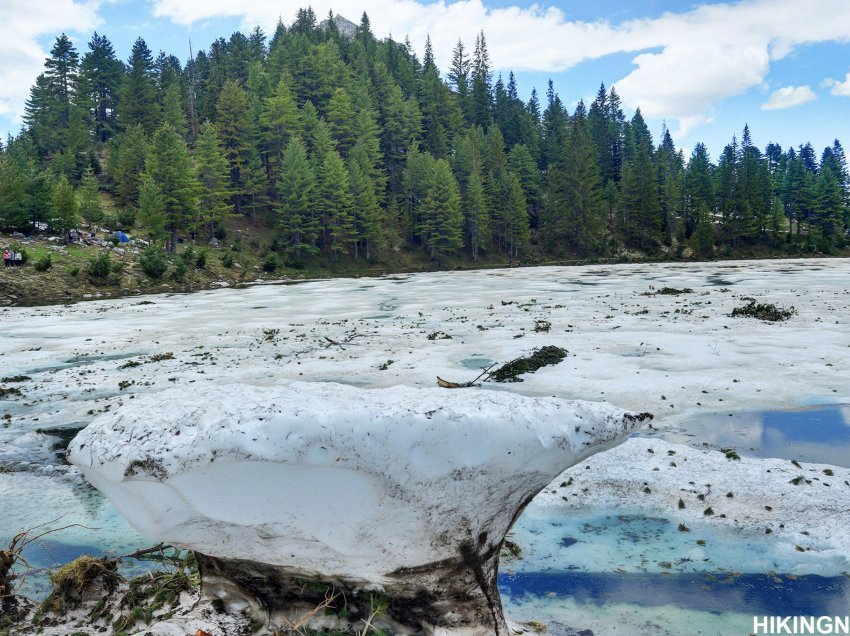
[420,158,462,264]
[194,121,233,238]
[145,124,198,251]
[51,174,78,242]
[112,125,148,208]
[78,32,124,144]
[119,38,160,133]
[620,109,660,249]
[543,101,605,254]
[277,137,318,256]
[318,149,355,261]
[470,32,492,128]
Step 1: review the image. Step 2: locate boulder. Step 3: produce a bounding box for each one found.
[69,382,648,635]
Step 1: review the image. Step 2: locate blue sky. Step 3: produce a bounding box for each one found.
[3,0,850,161]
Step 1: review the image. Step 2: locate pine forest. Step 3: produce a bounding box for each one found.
[3,8,850,273]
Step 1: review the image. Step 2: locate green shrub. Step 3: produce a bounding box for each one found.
[213,224,226,240]
[139,247,167,279]
[180,246,195,265]
[67,265,80,277]
[220,252,234,268]
[171,258,187,281]
[34,254,53,272]
[86,252,112,279]
[262,253,277,273]
[116,207,136,228]
[195,250,207,269]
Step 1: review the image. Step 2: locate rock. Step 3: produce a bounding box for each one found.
[69,382,647,635]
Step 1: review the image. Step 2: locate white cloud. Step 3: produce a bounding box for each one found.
[826,71,850,96]
[0,0,100,130]
[761,85,817,110]
[148,0,850,137]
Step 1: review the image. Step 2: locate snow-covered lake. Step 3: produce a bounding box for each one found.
[2,258,849,633]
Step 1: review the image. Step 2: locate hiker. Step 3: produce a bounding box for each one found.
[14,251,22,267]
[2,249,10,268]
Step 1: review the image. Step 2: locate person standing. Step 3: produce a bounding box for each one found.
[2,248,9,268]
[14,251,22,267]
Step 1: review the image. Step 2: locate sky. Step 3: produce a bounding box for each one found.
[2,0,850,160]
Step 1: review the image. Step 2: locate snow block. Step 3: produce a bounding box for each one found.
[68,382,649,634]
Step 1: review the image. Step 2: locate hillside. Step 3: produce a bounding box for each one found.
[0,7,848,298]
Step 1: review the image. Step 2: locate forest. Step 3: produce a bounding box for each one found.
[1,8,849,270]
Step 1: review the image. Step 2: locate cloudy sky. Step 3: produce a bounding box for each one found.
[2,0,850,159]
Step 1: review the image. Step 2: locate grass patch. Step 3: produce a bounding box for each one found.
[731,300,795,321]
[42,556,122,612]
[643,287,693,296]
[489,346,567,382]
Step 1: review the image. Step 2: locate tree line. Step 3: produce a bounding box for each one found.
[1,7,848,265]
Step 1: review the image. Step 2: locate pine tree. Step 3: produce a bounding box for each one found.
[78,167,102,223]
[462,169,489,261]
[317,149,354,261]
[470,32,492,128]
[326,88,357,156]
[51,174,78,242]
[145,124,198,252]
[78,32,123,144]
[420,158,462,265]
[277,137,318,256]
[348,158,382,259]
[216,80,254,214]
[507,144,541,228]
[113,125,148,208]
[194,121,233,239]
[260,75,302,196]
[137,175,166,245]
[543,101,605,254]
[44,34,80,131]
[620,110,660,250]
[119,38,160,133]
[683,143,714,239]
[656,126,684,247]
[504,172,530,258]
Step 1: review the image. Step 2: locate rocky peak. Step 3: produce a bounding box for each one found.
[319,13,358,40]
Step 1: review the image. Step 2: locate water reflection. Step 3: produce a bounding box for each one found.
[499,571,850,617]
[659,405,850,467]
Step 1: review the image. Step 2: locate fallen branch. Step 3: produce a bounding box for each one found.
[436,363,497,389]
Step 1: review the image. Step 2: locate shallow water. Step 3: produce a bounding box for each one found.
[657,405,850,467]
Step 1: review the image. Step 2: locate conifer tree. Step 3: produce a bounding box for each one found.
[620,110,660,249]
[78,32,123,144]
[348,158,382,259]
[145,124,198,251]
[51,174,78,242]
[683,143,714,239]
[119,38,160,133]
[78,167,102,223]
[463,169,489,261]
[215,79,253,213]
[44,34,79,131]
[277,137,318,256]
[318,149,354,260]
[113,125,148,208]
[504,172,530,258]
[326,88,357,156]
[543,101,605,254]
[194,121,233,239]
[137,175,166,245]
[470,32,492,128]
[420,158,462,265]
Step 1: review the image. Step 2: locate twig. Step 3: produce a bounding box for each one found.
[119,543,173,560]
[436,363,498,389]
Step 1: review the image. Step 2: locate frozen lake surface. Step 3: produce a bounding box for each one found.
[2,258,850,633]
